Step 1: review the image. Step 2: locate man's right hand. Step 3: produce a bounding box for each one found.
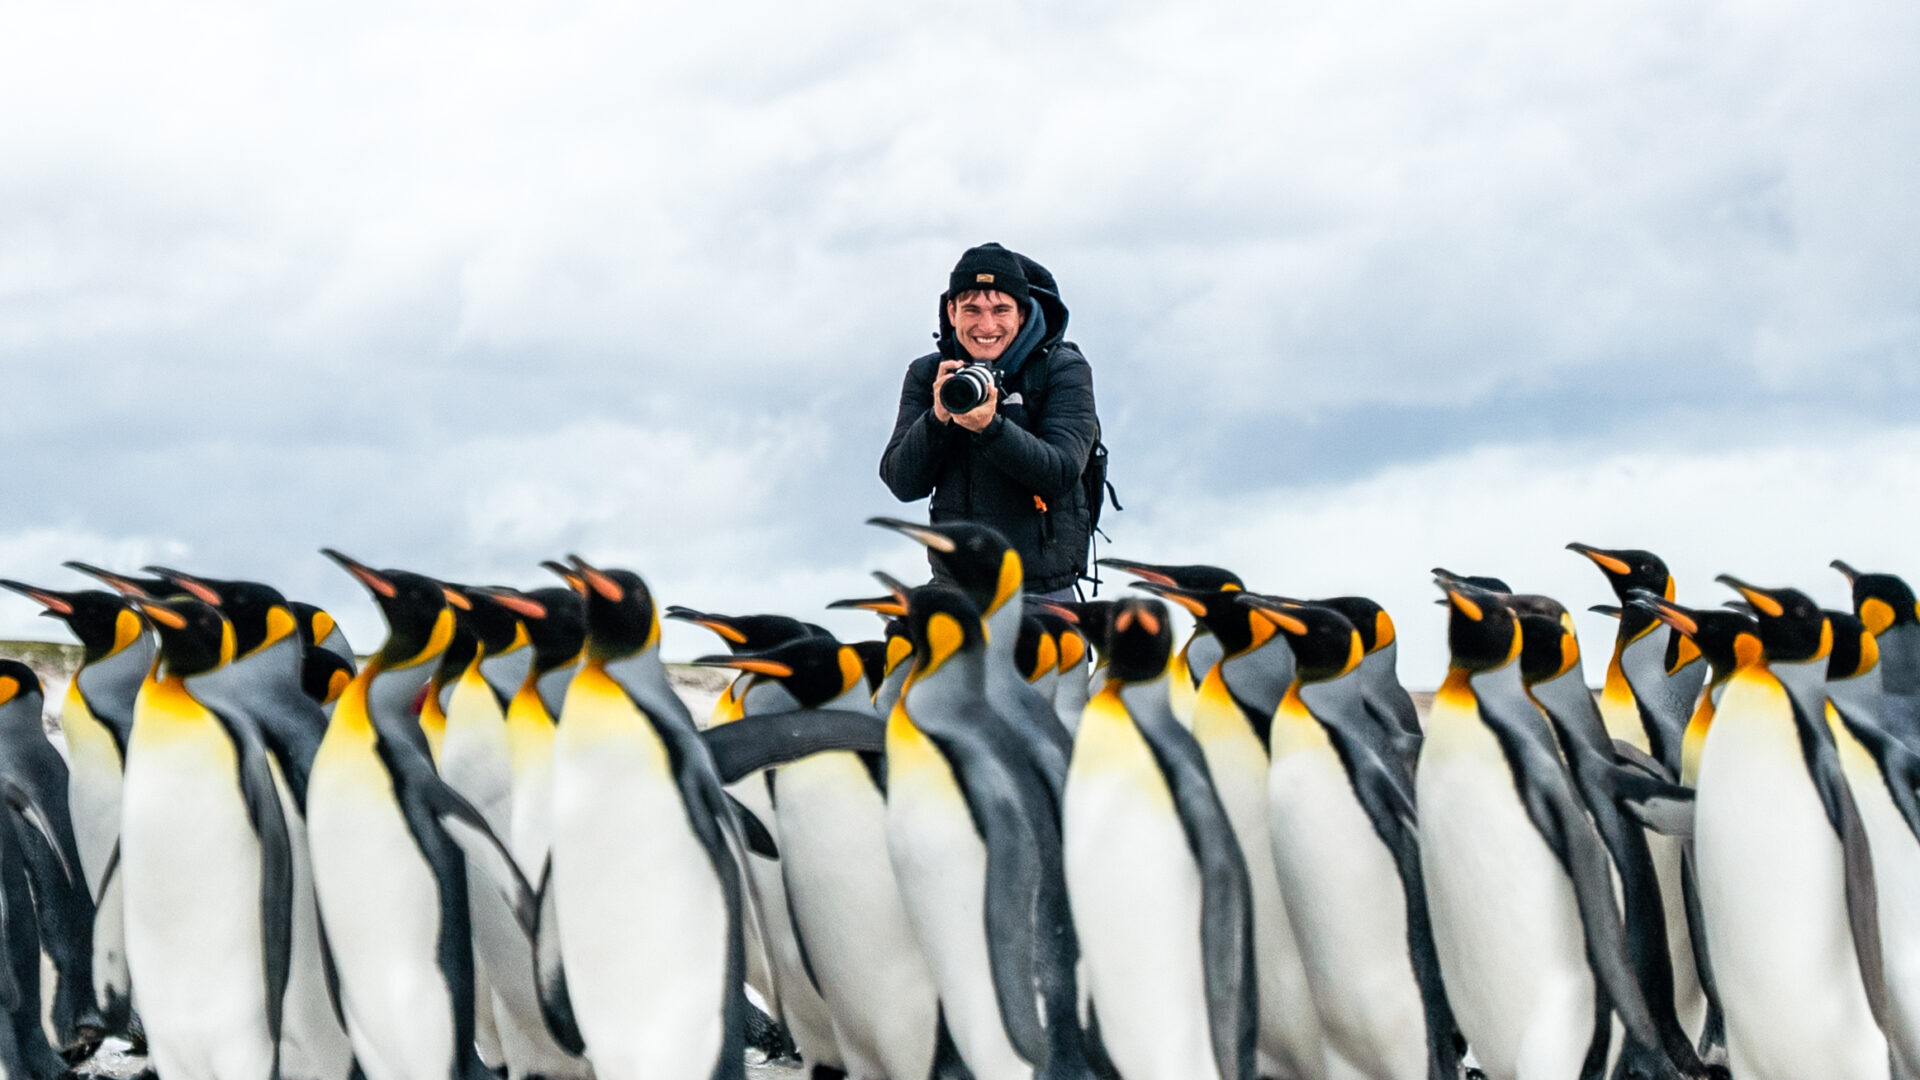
[930,359,967,424]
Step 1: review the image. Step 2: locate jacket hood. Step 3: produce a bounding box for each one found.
[937,250,1070,366]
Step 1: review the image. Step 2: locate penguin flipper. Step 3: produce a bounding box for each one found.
[530,860,585,1056]
[954,758,1050,1069]
[0,782,78,891]
[701,708,884,783]
[1501,720,1661,1053]
[234,736,294,1046]
[1610,768,1696,839]
[89,844,132,1033]
[1131,714,1257,1080]
[724,793,779,859]
[313,909,347,1032]
[1800,702,1894,1032]
[421,783,539,939]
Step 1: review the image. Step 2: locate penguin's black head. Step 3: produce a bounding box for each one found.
[1105,598,1174,685]
[1628,591,1758,684]
[568,557,661,662]
[61,561,189,602]
[1132,581,1270,658]
[1238,596,1361,684]
[443,585,527,659]
[1825,610,1878,682]
[850,639,890,693]
[1044,599,1118,662]
[1831,561,1919,639]
[146,568,300,661]
[693,634,859,709]
[0,581,143,664]
[1716,576,1828,666]
[1506,594,1582,687]
[881,616,914,679]
[0,660,42,711]
[1014,614,1059,684]
[488,587,585,676]
[665,608,823,654]
[904,585,986,679]
[1438,578,1522,673]
[1097,558,1244,593]
[300,646,356,706]
[869,517,1021,617]
[137,597,234,679]
[321,549,454,671]
[1568,543,1674,601]
[1310,596,1396,656]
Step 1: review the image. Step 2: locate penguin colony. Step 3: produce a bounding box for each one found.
[0,525,1914,1080]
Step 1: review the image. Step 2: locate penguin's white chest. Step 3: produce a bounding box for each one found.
[1695,676,1885,1077]
[1064,701,1217,1080]
[552,670,727,1079]
[121,708,272,1075]
[1416,692,1592,1074]
[306,729,456,1080]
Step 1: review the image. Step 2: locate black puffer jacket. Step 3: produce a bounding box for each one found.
[879,258,1099,594]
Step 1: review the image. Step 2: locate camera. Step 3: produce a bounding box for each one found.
[938,363,1002,415]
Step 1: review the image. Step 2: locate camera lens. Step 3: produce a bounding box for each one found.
[939,366,992,414]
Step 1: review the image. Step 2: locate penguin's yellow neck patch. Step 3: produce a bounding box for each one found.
[1269,682,1330,759]
[1597,649,1650,751]
[708,677,746,727]
[1861,597,1896,637]
[1068,684,1172,807]
[112,608,144,656]
[989,552,1023,616]
[1668,632,1702,675]
[1373,611,1396,651]
[0,677,17,707]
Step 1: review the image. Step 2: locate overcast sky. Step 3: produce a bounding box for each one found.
[5,0,1918,681]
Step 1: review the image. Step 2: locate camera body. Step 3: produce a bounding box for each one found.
[938,362,1003,415]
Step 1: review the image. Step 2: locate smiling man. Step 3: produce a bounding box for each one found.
[880,243,1102,600]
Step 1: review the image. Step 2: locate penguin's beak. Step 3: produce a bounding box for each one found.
[136,600,189,631]
[63,561,153,598]
[1566,542,1633,578]
[1831,559,1861,584]
[566,556,624,603]
[1130,580,1209,619]
[321,549,397,599]
[1096,558,1177,586]
[825,595,908,617]
[1714,575,1784,619]
[542,560,588,595]
[690,653,794,678]
[1627,589,1699,637]
[143,566,222,607]
[1439,581,1486,622]
[482,588,548,621]
[0,580,76,616]
[869,571,914,609]
[1234,592,1311,636]
[866,517,957,554]
[665,609,749,645]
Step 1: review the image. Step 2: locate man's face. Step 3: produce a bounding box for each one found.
[947,290,1026,362]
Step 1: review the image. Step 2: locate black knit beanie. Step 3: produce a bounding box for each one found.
[947,243,1030,305]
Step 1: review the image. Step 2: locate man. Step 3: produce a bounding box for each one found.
[880,243,1100,600]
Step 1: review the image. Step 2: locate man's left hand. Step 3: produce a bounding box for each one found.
[951,384,999,433]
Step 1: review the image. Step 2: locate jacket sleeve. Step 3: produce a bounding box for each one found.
[975,346,1097,501]
[879,356,955,502]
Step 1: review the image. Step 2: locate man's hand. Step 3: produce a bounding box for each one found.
[930,360,965,424]
[931,359,1000,431]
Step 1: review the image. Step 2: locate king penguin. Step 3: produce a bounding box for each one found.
[1820,605,1920,1080]
[0,661,91,1080]
[1419,578,1657,1080]
[0,587,98,1056]
[1567,544,1715,1057]
[696,633,941,1080]
[882,583,1078,1080]
[119,594,292,1080]
[669,605,843,1079]
[1239,595,1459,1080]
[1063,595,1255,1080]
[0,576,153,1044]
[1647,576,1888,1080]
[305,550,539,1080]
[435,585,588,1080]
[137,567,356,1080]
[1131,580,1324,1080]
[545,557,749,1080]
